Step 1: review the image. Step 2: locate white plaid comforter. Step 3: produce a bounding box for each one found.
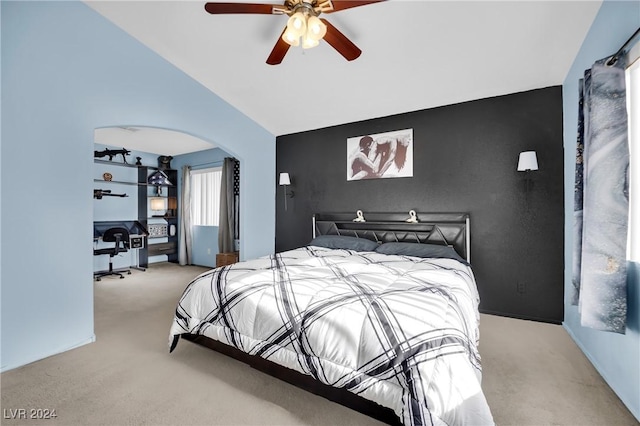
[169,246,494,426]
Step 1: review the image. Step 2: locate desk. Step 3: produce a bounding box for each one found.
[94,221,148,271]
[128,234,145,270]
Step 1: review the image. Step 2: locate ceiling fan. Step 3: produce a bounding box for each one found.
[204,0,384,65]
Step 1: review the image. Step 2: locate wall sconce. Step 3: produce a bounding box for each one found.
[517,151,538,191]
[279,172,294,210]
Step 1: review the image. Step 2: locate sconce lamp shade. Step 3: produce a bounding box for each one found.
[517,151,539,171]
[279,173,291,185]
[150,197,166,211]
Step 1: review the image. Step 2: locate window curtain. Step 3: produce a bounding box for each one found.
[179,165,192,265]
[218,158,239,254]
[572,55,630,334]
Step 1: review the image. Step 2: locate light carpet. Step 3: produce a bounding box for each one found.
[1,262,637,425]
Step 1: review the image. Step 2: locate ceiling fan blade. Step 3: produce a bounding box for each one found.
[325,0,385,13]
[266,27,291,65]
[204,2,281,14]
[321,19,361,61]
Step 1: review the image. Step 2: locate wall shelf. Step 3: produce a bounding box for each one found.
[94,157,179,265]
[94,159,143,168]
[93,179,175,188]
[94,179,145,186]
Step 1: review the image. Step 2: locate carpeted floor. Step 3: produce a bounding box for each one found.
[1,262,637,425]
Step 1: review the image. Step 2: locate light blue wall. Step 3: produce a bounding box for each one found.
[172,147,231,268]
[1,1,275,371]
[562,1,640,420]
[191,226,219,268]
[0,3,3,318]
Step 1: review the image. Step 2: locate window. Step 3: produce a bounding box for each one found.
[626,48,639,262]
[190,167,222,226]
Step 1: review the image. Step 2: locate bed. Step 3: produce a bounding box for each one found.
[169,212,494,425]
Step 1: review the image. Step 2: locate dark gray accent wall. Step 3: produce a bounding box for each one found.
[276,86,564,323]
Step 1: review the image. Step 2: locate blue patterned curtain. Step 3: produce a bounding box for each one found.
[572,78,585,306]
[573,55,630,334]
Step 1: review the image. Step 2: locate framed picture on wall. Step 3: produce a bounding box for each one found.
[347,128,413,181]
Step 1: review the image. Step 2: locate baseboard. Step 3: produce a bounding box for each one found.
[479,309,562,325]
[1,334,96,373]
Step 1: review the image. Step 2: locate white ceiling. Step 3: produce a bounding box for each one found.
[87,0,602,139]
[95,126,214,156]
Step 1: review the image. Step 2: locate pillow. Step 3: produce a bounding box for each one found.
[374,242,468,264]
[309,235,379,252]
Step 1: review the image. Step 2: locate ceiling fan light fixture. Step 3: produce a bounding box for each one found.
[282,28,300,46]
[203,0,381,64]
[302,36,320,49]
[306,15,326,40]
[314,0,334,14]
[287,12,307,37]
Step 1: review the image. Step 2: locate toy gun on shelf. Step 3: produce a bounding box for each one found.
[94,189,128,199]
[94,147,131,163]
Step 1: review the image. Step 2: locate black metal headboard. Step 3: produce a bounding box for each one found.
[313,212,471,262]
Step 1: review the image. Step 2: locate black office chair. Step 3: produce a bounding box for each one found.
[94,227,132,281]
